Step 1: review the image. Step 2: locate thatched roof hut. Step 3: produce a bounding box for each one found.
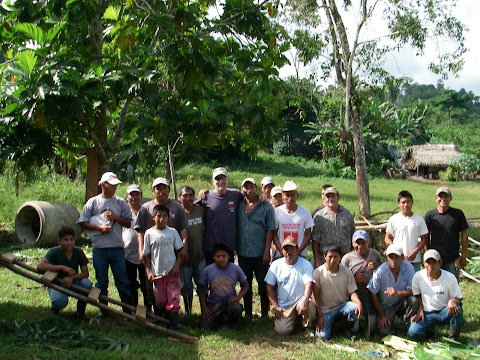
[401,144,462,179]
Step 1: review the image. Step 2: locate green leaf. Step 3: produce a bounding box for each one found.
[45,23,64,43]
[103,6,121,21]
[3,103,18,116]
[14,50,37,75]
[15,23,44,45]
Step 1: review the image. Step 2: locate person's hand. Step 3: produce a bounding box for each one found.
[298,298,308,315]
[179,246,189,264]
[202,306,213,320]
[447,299,460,316]
[62,266,76,276]
[274,305,285,320]
[262,250,271,265]
[354,273,366,284]
[103,210,117,221]
[170,264,180,277]
[98,223,112,234]
[384,287,398,297]
[378,314,391,331]
[228,295,240,304]
[146,272,154,283]
[460,256,467,269]
[368,261,379,270]
[314,258,322,269]
[198,189,209,199]
[411,310,424,323]
[355,302,363,318]
[316,316,326,332]
[406,249,418,261]
[61,276,73,287]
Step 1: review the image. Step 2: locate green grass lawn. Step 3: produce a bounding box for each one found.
[1,153,480,359]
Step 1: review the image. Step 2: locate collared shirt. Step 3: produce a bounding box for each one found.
[312,205,355,255]
[367,260,414,311]
[236,200,276,258]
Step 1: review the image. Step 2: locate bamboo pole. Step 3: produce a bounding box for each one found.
[0,258,196,343]
[460,269,480,285]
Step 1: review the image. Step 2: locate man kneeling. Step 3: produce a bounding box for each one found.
[265,237,317,335]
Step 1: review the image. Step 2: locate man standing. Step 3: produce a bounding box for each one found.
[367,244,418,336]
[265,237,317,335]
[178,186,206,315]
[424,186,469,281]
[236,178,276,319]
[78,172,132,315]
[313,246,362,340]
[273,180,314,260]
[311,184,332,217]
[270,186,284,209]
[408,249,466,340]
[198,167,244,265]
[260,176,275,199]
[312,187,355,268]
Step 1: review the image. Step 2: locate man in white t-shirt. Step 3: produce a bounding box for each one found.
[273,180,314,259]
[407,249,466,340]
[385,190,428,272]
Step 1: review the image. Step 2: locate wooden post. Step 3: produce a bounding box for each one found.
[86,148,99,203]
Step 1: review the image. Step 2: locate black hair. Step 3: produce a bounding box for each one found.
[152,204,170,217]
[397,190,413,202]
[213,242,231,255]
[178,186,195,197]
[321,184,333,191]
[58,226,75,239]
[324,245,342,257]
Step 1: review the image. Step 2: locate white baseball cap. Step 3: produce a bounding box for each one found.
[261,177,274,186]
[98,172,122,186]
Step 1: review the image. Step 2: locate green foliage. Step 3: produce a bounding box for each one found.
[450,154,480,180]
[272,139,291,156]
[439,167,456,182]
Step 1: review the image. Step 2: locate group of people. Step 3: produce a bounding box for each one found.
[37,167,469,340]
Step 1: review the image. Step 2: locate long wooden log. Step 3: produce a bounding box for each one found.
[10,258,178,328]
[0,258,196,343]
[460,269,480,285]
[468,237,480,247]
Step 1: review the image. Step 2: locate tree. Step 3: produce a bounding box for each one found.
[1,0,287,196]
[283,0,467,217]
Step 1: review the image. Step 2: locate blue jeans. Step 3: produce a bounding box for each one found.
[92,247,130,301]
[315,301,358,340]
[442,260,459,282]
[407,306,466,339]
[48,278,92,310]
[181,258,206,298]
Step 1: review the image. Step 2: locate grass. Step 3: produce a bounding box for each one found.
[1,153,480,359]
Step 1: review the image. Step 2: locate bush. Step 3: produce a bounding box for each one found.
[273,140,292,156]
[439,167,456,181]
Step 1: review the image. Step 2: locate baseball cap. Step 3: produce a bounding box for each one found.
[152,177,170,190]
[282,236,298,248]
[126,184,142,194]
[436,186,451,196]
[213,167,228,179]
[282,180,299,193]
[270,186,282,197]
[261,177,274,186]
[352,229,369,243]
[241,178,256,187]
[323,187,339,196]
[386,244,403,256]
[424,249,441,262]
[98,172,122,186]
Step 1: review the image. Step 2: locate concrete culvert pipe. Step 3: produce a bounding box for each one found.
[15,201,81,247]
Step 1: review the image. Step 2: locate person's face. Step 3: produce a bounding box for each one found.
[101,182,117,197]
[386,253,403,271]
[283,190,298,206]
[153,211,169,227]
[353,239,369,256]
[324,251,341,269]
[153,184,170,204]
[212,175,229,194]
[325,193,339,209]
[213,250,230,269]
[398,197,413,214]
[126,191,142,209]
[242,182,257,200]
[283,245,299,264]
[261,183,274,196]
[179,189,194,209]
[58,234,75,251]
[424,258,442,277]
[272,193,284,208]
[435,193,452,208]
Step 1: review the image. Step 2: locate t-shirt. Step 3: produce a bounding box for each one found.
[411,269,463,312]
[367,260,415,312]
[143,226,183,276]
[134,199,187,235]
[341,249,383,284]
[199,189,244,252]
[386,212,428,263]
[184,204,205,267]
[123,211,140,264]
[313,264,358,313]
[199,262,247,304]
[236,200,276,258]
[274,205,314,258]
[44,246,88,279]
[424,207,469,262]
[265,257,313,308]
[78,194,132,248]
[312,205,355,256]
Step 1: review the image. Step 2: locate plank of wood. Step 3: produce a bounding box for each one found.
[87,287,101,302]
[0,253,17,263]
[41,271,58,282]
[135,305,147,321]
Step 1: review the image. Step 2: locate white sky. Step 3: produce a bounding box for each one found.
[279,0,480,95]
